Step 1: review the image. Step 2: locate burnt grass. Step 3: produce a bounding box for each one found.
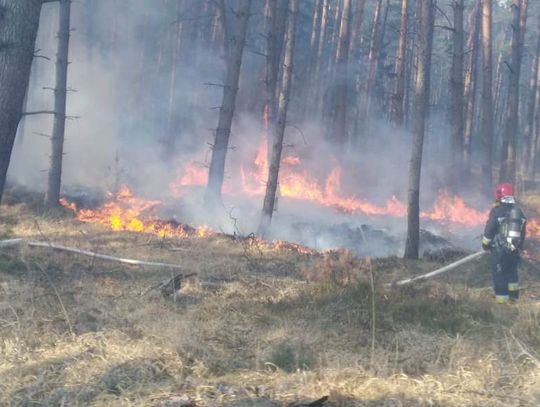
[1,203,540,406]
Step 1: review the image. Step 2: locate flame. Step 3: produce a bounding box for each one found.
[61,186,213,240]
[169,138,489,228]
[526,218,540,239]
[170,163,208,197]
[420,190,488,226]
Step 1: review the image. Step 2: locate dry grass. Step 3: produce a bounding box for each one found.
[1,203,540,406]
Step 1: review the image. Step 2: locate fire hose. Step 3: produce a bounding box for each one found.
[391,250,487,286]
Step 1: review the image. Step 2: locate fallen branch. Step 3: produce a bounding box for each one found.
[0,238,184,270]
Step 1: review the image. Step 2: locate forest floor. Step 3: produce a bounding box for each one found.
[1,201,540,406]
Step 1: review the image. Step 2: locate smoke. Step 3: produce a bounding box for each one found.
[6,0,489,257]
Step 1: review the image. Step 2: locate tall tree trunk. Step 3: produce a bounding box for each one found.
[164,0,184,159]
[45,0,71,207]
[390,0,409,126]
[373,0,390,113]
[525,13,540,178]
[329,0,342,68]
[404,0,435,260]
[360,0,384,121]
[499,0,527,184]
[534,87,540,178]
[300,0,322,118]
[258,0,299,236]
[463,1,481,173]
[449,0,464,186]
[330,0,352,146]
[313,0,330,115]
[0,0,42,203]
[205,0,252,205]
[348,0,365,59]
[480,0,494,192]
[263,0,278,162]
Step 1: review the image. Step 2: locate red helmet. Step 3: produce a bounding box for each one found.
[494,183,514,201]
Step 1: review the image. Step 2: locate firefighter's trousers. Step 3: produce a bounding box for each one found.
[490,249,520,303]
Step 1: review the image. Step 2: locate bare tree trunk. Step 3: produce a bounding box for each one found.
[263,0,278,162]
[205,0,252,205]
[534,88,540,178]
[330,0,352,146]
[360,0,383,121]
[217,0,230,59]
[348,0,365,58]
[300,0,322,118]
[390,0,409,126]
[479,0,494,192]
[500,0,527,185]
[164,0,184,158]
[449,0,464,185]
[329,0,342,67]
[404,0,435,260]
[373,0,390,113]
[463,1,481,172]
[0,0,42,203]
[493,45,508,144]
[45,0,71,207]
[310,0,322,52]
[313,0,330,115]
[525,13,540,178]
[258,0,299,236]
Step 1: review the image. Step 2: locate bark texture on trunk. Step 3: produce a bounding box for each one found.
[463,1,481,172]
[330,0,351,145]
[480,0,493,192]
[46,0,72,207]
[499,0,527,185]
[404,0,435,259]
[524,13,540,177]
[449,0,464,183]
[0,0,42,203]
[390,0,409,126]
[205,0,252,205]
[164,0,184,158]
[259,0,299,236]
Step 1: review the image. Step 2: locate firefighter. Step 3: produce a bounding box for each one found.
[481,183,527,304]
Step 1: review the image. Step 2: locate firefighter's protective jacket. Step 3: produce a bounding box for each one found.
[482,203,527,250]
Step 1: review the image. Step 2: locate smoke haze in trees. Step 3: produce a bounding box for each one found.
[6,0,501,255]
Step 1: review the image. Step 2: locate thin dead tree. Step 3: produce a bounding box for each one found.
[348,0,366,58]
[390,0,409,126]
[205,0,252,205]
[463,1,481,172]
[404,0,436,259]
[449,0,464,185]
[330,0,352,146]
[163,0,184,159]
[479,0,494,193]
[360,0,384,120]
[524,13,540,178]
[45,0,72,207]
[258,0,299,236]
[263,0,280,162]
[0,0,43,203]
[313,0,330,115]
[499,0,528,185]
[300,0,322,118]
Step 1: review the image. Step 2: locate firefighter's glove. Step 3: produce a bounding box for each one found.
[481,237,492,251]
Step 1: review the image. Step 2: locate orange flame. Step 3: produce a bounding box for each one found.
[61,186,213,239]
[169,138,490,228]
[170,163,208,197]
